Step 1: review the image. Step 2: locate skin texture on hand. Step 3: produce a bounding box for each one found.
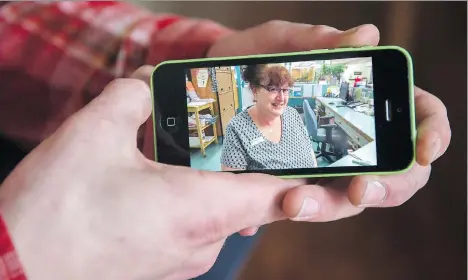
[0,22,451,280]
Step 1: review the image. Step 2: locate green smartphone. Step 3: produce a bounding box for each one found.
[150,46,416,178]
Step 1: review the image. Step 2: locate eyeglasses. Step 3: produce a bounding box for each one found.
[260,85,292,96]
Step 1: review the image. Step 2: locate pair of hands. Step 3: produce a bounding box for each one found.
[0,22,450,280]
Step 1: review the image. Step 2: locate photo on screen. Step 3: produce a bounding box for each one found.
[184,57,376,171]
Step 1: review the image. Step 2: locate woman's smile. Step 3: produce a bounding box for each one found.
[270,102,285,111]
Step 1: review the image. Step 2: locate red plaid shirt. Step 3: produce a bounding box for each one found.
[0,1,233,150]
[0,2,233,278]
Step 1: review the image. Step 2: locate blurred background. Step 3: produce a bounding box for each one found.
[132,1,467,280]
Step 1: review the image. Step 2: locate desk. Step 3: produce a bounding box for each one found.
[329,141,377,167]
[315,97,375,148]
[187,102,218,156]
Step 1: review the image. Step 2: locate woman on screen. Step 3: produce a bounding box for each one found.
[220,64,317,171]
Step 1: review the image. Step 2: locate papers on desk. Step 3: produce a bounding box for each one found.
[187,99,215,107]
[328,141,377,167]
[188,101,208,106]
[352,104,374,115]
[353,105,369,113]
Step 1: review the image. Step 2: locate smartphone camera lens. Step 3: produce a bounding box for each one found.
[397,108,402,113]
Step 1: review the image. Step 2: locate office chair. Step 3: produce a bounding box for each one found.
[303,100,347,163]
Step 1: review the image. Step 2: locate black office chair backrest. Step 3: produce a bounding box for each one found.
[303,99,318,139]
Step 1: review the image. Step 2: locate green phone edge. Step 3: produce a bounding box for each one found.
[149,45,417,179]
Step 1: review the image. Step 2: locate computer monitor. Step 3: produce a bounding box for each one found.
[339,81,349,100]
[338,82,356,104]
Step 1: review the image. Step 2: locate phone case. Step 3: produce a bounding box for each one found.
[150,45,416,178]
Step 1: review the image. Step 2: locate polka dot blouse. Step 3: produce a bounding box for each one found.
[220,106,317,170]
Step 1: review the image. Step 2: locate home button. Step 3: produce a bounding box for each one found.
[166,117,176,127]
[162,116,180,133]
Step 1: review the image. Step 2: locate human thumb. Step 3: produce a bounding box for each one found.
[75,77,152,144]
[173,168,306,246]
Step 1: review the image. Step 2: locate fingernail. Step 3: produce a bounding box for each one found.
[339,25,367,46]
[359,181,387,207]
[431,138,441,162]
[342,25,362,35]
[293,197,320,220]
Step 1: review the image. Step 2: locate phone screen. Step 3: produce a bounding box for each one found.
[185,57,376,172]
[152,48,415,177]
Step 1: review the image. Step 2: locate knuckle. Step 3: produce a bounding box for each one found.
[196,18,219,28]
[417,166,432,190]
[445,126,452,145]
[418,93,448,118]
[199,218,226,243]
[132,65,154,81]
[106,78,127,89]
[259,20,288,38]
[387,167,431,206]
[183,216,226,247]
[108,78,151,112]
[433,95,448,117]
[311,24,332,33]
[110,78,149,92]
[263,19,288,28]
[391,192,408,207]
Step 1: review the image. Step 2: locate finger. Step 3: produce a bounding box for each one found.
[69,66,155,156]
[129,65,154,86]
[282,177,364,222]
[148,18,235,63]
[167,167,306,246]
[80,76,152,132]
[207,22,380,57]
[238,226,259,237]
[414,87,451,166]
[347,164,431,207]
[128,65,157,159]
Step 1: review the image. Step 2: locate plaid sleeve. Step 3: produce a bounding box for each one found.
[0,1,233,150]
[0,215,26,280]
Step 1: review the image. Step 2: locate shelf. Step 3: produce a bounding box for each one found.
[189,136,216,149]
[203,136,217,148]
[188,123,212,131]
[186,102,218,157]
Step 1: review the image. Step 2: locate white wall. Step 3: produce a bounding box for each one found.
[343,63,372,80]
[242,86,254,110]
[342,63,372,81]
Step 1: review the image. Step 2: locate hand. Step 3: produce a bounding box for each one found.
[282,86,450,222]
[0,70,310,280]
[208,22,451,229]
